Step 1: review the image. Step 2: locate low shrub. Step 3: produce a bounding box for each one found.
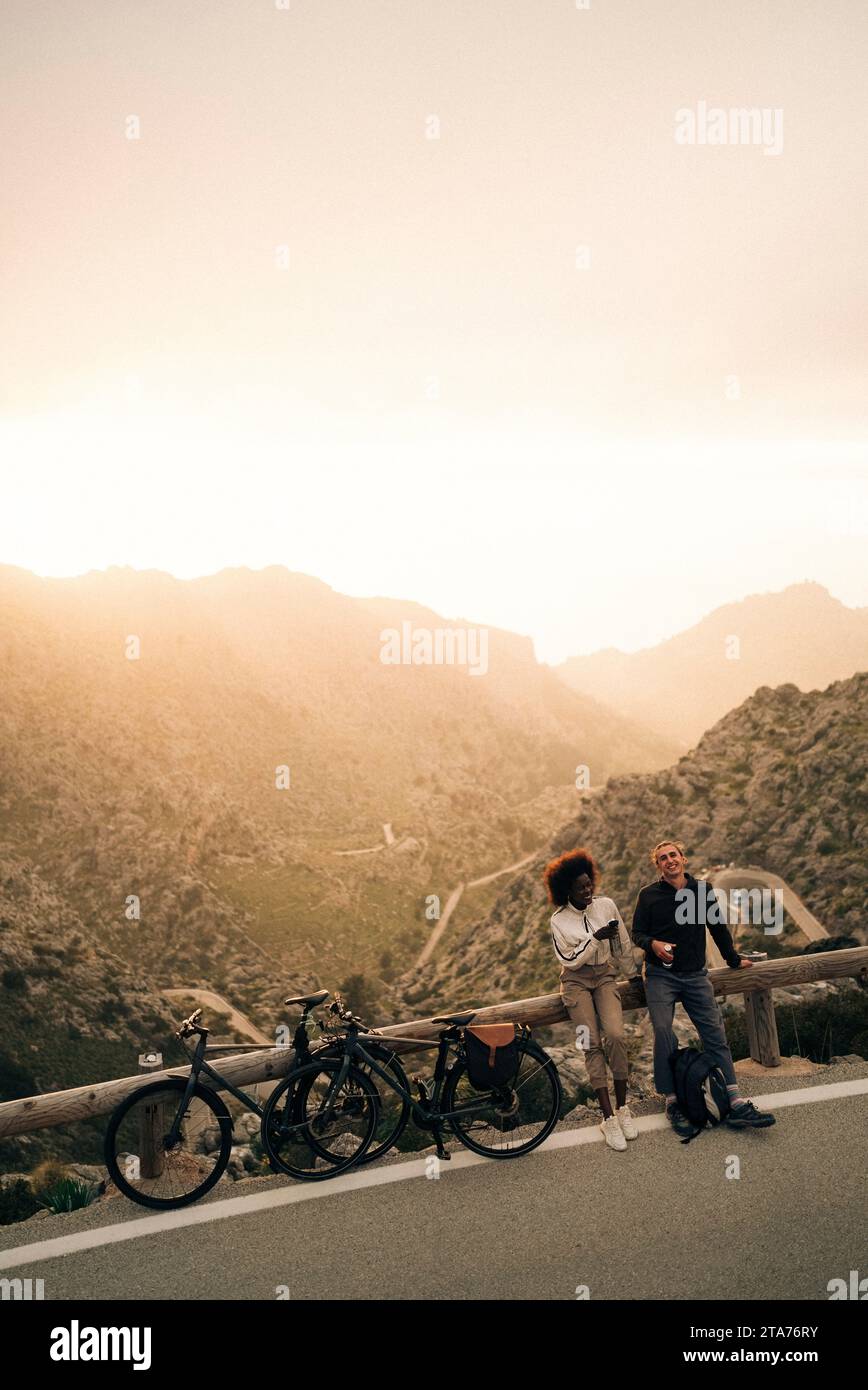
[0,1178,40,1225]
[29,1159,71,1197]
[723,986,868,1064]
[39,1178,100,1214]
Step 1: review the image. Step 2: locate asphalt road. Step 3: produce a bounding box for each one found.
[3,1070,865,1302]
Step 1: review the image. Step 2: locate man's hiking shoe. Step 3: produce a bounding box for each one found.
[599,1115,627,1151]
[725,1100,775,1129]
[666,1101,699,1140]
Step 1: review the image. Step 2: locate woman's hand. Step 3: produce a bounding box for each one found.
[593,923,618,941]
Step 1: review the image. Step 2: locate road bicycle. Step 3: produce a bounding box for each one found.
[104,993,383,1209]
[263,999,563,1178]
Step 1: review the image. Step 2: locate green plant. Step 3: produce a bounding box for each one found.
[38,1178,100,1214]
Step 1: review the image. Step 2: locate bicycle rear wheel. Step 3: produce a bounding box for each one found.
[442,1037,562,1158]
[104,1078,233,1209]
[261,1058,379,1180]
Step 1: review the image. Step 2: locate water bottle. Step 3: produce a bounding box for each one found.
[607,919,622,957]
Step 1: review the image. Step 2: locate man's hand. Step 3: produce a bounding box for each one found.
[652,939,675,961]
[736,958,753,969]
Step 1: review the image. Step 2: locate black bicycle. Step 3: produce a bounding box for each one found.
[315,995,414,1161]
[104,996,381,1209]
[263,1000,563,1178]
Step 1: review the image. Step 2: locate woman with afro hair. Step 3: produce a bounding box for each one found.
[544,847,642,1151]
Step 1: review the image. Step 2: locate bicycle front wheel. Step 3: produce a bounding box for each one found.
[442,1038,562,1158]
[104,1078,233,1209]
[261,1058,379,1181]
[318,1040,412,1163]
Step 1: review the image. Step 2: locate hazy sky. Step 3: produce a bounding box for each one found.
[1,1,866,661]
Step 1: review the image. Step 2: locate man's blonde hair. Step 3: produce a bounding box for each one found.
[650,838,687,868]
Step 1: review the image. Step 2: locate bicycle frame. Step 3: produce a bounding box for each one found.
[163,1031,261,1145]
[166,1011,319,1144]
[316,1025,499,1128]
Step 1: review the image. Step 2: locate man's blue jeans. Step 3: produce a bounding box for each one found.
[643,965,737,1094]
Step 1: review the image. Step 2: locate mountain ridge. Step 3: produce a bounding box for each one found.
[556,582,868,746]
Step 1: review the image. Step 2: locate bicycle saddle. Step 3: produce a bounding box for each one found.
[284,989,330,1008]
[431,1010,477,1026]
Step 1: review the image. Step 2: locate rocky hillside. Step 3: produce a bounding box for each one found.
[0,844,190,1172]
[557,583,868,748]
[410,672,868,1010]
[0,564,677,1151]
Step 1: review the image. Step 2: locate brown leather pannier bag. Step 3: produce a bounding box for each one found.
[463,1023,520,1090]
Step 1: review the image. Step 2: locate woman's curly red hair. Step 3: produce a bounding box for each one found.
[543,847,599,906]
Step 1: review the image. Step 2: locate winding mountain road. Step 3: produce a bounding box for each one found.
[415,882,466,968]
[415,850,543,968]
[162,990,272,1046]
[706,866,829,968]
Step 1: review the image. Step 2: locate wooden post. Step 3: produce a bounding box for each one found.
[137,1050,164,1181]
[744,996,759,1059]
[744,991,781,1067]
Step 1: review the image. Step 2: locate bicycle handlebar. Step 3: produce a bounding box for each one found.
[176,1008,205,1039]
[329,994,370,1031]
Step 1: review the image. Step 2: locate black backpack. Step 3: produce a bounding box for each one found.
[671,1046,731,1142]
[463,1024,520,1091]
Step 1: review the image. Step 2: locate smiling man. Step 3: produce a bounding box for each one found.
[631,839,775,1137]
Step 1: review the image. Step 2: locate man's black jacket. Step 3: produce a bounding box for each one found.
[631,873,742,973]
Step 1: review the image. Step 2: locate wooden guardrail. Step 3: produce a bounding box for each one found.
[0,946,866,1140]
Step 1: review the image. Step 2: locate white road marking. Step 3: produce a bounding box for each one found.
[1,1077,866,1272]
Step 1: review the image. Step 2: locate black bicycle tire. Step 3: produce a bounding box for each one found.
[261,1057,379,1181]
[316,1041,412,1163]
[442,1038,563,1158]
[104,1077,233,1210]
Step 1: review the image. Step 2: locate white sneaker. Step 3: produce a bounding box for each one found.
[599,1115,627,1151]
[615,1104,638,1140]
